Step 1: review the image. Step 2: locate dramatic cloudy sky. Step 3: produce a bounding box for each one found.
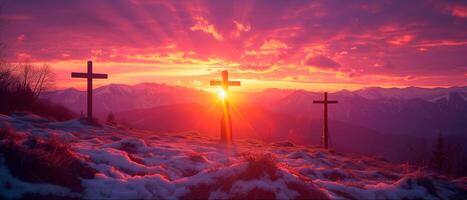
[1,0,466,91]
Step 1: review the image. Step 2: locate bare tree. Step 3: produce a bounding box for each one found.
[32,64,54,96]
[431,133,447,173]
[15,63,55,97]
[0,63,15,90]
[106,111,116,125]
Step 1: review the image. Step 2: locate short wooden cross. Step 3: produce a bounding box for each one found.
[71,61,108,122]
[210,70,241,143]
[313,92,338,149]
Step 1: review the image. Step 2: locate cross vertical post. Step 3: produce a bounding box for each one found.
[210,70,241,143]
[221,71,232,142]
[87,61,93,121]
[71,61,108,122]
[313,92,338,149]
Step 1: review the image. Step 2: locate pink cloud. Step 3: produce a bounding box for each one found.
[388,35,414,46]
[404,75,417,81]
[17,34,26,42]
[190,16,223,40]
[335,71,358,80]
[237,64,272,72]
[256,39,288,56]
[305,55,340,69]
[1,0,466,90]
[450,5,467,18]
[231,21,251,38]
[17,52,32,60]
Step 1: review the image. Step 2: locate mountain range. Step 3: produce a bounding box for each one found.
[41,83,467,163]
[42,83,467,138]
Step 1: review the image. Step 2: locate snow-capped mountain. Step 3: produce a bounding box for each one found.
[354,86,467,101]
[41,83,211,115]
[255,88,467,137]
[1,113,465,199]
[43,84,467,138]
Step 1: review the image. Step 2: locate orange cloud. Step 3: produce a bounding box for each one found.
[3,0,467,91]
[256,39,288,55]
[190,16,223,40]
[260,39,288,50]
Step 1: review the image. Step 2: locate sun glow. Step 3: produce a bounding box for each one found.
[218,89,227,99]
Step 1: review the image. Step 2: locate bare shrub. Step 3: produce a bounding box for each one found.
[188,152,207,163]
[31,99,76,121]
[181,153,279,199]
[0,62,75,121]
[0,129,96,192]
[241,152,279,180]
[0,126,23,141]
[15,63,55,97]
[106,112,116,126]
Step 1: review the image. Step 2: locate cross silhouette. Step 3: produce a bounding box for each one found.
[71,61,108,122]
[313,92,338,149]
[210,70,241,143]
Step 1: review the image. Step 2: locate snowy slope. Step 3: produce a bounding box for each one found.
[0,114,466,200]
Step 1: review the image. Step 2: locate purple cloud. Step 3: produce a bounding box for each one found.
[305,55,341,69]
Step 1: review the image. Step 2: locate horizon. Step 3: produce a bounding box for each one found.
[1,0,466,92]
[48,80,467,94]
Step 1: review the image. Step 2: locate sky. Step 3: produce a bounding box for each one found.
[1,0,466,92]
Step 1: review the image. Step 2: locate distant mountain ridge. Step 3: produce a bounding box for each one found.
[42,84,467,163]
[43,84,467,138]
[41,82,211,114]
[112,102,433,162]
[255,88,467,137]
[354,86,467,101]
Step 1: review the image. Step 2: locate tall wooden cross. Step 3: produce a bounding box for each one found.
[210,70,241,143]
[71,61,108,122]
[313,92,338,149]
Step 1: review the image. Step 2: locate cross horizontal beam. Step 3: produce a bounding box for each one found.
[210,80,241,86]
[313,100,338,104]
[228,81,241,86]
[210,80,221,86]
[71,72,108,79]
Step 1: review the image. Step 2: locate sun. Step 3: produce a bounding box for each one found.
[218,89,227,99]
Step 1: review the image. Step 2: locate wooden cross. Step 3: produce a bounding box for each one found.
[210,70,241,143]
[313,92,338,149]
[71,61,108,122]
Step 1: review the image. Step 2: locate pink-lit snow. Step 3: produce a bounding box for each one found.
[0,113,465,199]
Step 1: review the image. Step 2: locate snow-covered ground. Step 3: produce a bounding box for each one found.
[0,113,466,199]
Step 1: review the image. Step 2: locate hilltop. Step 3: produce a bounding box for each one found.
[0,113,465,199]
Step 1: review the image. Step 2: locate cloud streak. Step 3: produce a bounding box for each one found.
[190,16,224,40]
[1,0,466,91]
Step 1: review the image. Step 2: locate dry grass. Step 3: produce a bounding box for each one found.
[188,152,207,163]
[241,152,279,180]
[181,153,280,199]
[0,128,96,192]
